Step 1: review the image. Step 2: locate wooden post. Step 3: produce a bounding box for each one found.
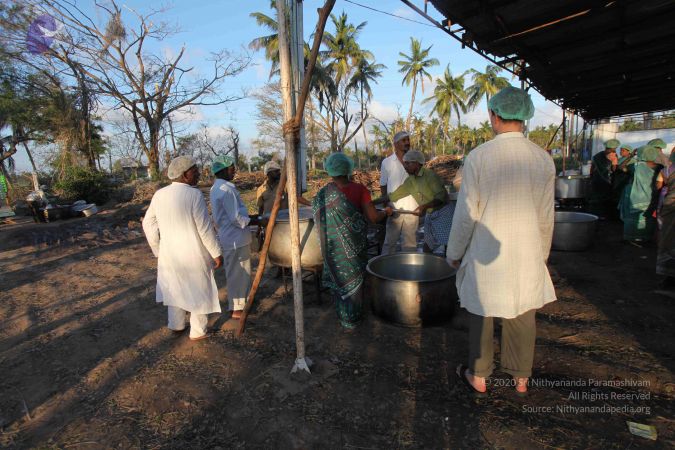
[237,0,336,373]
[277,0,311,374]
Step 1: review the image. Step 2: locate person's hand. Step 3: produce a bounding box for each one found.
[449,259,461,269]
[607,152,618,165]
[213,256,223,270]
[384,206,393,216]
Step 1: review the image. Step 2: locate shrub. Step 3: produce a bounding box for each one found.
[54,167,110,205]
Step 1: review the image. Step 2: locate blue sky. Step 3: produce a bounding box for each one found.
[16,0,565,170]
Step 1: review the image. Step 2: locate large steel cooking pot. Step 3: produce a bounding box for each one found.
[367,252,457,327]
[552,211,598,251]
[555,175,590,199]
[267,207,323,269]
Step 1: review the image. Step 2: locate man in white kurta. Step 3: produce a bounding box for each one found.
[142,156,223,340]
[446,86,556,396]
[210,155,257,320]
[379,131,419,254]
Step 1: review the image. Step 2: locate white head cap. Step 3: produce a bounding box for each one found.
[402,149,425,164]
[167,155,196,179]
[393,131,410,144]
[264,160,281,174]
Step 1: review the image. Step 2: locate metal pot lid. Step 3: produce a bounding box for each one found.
[266,207,314,222]
[557,175,590,180]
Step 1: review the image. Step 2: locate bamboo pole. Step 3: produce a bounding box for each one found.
[237,1,336,353]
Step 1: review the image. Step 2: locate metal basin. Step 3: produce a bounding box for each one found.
[267,207,323,269]
[556,175,590,199]
[552,211,598,251]
[367,252,457,327]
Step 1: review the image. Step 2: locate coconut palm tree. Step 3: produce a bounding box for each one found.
[398,37,439,132]
[422,64,467,150]
[465,64,509,110]
[347,57,385,169]
[248,2,280,79]
[321,12,371,85]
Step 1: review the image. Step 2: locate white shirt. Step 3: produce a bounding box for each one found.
[380,152,418,210]
[210,178,251,250]
[142,182,222,314]
[446,132,557,318]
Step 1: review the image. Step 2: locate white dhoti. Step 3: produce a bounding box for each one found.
[168,306,209,339]
[382,213,418,255]
[223,244,252,311]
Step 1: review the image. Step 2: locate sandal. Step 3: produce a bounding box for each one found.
[455,364,487,398]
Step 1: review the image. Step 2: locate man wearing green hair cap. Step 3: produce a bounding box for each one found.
[618,145,664,243]
[647,138,670,166]
[209,154,259,320]
[589,139,620,217]
[447,85,556,397]
[612,144,636,208]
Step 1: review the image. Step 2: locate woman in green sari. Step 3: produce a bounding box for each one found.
[619,145,663,242]
[312,153,392,328]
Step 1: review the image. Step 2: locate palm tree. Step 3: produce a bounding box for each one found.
[465,64,509,110]
[347,57,385,169]
[248,2,280,79]
[398,37,439,131]
[422,64,467,150]
[322,12,371,85]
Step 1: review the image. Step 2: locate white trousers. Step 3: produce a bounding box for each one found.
[167,306,209,339]
[381,213,418,255]
[223,244,252,311]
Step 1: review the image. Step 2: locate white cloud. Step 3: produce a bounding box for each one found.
[369,100,401,123]
[391,7,418,20]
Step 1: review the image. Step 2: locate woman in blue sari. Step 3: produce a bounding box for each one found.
[312,153,392,328]
[619,145,663,242]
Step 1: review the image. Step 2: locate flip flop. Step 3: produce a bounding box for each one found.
[189,333,209,341]
[515,379,528,397]
[455,364,487,398]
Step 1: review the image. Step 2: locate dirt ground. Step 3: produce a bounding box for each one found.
[1,201,673,449]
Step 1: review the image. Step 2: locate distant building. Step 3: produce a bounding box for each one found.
[118,158,150,179]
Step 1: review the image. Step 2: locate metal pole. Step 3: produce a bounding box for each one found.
[290,0,307,193]
[561,109,567,176]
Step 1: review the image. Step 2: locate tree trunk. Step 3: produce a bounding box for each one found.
[360,96,370,170]
[406,77,417,131]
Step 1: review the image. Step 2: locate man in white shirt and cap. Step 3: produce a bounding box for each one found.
[142,155,223,340]
[446,86,556,397]
[210,155,259,319]
[377,131,419,254]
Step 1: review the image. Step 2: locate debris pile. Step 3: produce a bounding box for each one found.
[427,155,463,184]
[233,172,266,191]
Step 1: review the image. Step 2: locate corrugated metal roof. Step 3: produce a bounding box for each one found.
[426,0,675,120]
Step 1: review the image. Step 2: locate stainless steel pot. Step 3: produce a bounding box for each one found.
[552,211,598,251]
[555,175,590,199]
[267,207,323,269]
[367,252,457,327]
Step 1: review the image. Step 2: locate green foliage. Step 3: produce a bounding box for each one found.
[54,167,110,204]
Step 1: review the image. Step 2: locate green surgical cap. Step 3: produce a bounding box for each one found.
[487,86,534,121]
[324,152,354,177]
[640,145,659,163]
[648,138,666,149]
[620,144,633,152]
[211,155,235,175]
[604,139,620,149]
